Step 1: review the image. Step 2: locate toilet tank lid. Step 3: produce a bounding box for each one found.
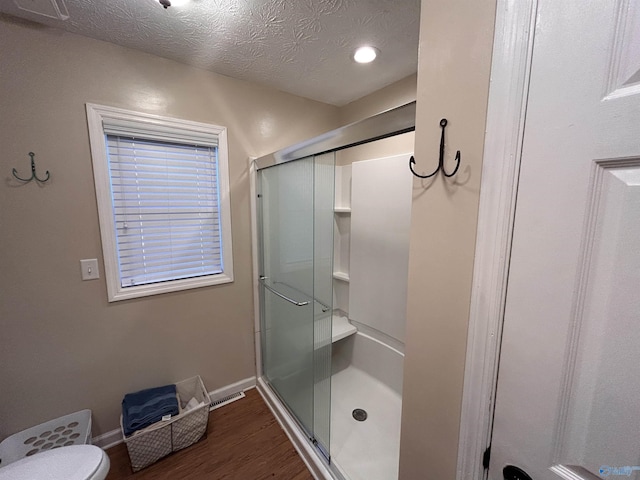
[0,445,104,480]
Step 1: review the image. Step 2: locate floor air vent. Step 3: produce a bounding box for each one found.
[209,391,246,411]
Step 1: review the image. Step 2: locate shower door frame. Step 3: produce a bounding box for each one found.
[249,102,417,480]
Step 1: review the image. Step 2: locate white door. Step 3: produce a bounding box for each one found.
[490,1,640,479]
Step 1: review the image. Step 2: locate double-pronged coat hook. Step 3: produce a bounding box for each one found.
[409,118,461,178]
[12,152,50,183]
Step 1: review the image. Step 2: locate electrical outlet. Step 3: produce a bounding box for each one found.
[80,259,99,280]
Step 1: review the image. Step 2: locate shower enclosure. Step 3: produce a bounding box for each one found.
[254,102,416,480]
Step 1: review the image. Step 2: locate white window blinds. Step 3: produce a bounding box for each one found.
[106,135,223,287]
[103,118,219,147]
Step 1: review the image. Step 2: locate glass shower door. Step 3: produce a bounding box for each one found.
[258,153,334,459]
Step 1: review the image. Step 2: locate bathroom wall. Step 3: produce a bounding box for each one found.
[337,74,416,166]
[333,74,416,342]
[399,0,497,479]
[0,16,339,438]
[349,155,413,344]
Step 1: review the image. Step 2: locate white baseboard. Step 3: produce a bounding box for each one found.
[208,376,256,402]
[256,378,334,480]
[92,428,123,450]
[91,376,257,450]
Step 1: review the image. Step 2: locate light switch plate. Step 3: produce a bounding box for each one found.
[80,259,99,280]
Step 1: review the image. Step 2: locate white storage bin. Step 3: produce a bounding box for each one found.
[0,410,92,468]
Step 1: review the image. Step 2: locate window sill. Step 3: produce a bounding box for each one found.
[107,272,234,302]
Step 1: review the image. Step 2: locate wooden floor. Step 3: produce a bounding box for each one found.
[105,388,313,480]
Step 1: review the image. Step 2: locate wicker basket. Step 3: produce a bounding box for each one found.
[121,376,210,472]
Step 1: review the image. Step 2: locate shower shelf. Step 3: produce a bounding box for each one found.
[332,314,357,342]
[333,272,350,282]
[333,164,351,316]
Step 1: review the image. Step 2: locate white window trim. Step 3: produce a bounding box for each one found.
[86,103,234,302]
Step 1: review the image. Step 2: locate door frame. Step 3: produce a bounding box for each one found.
[456,0,539,478]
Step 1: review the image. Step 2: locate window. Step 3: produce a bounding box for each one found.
[86,104,233,301]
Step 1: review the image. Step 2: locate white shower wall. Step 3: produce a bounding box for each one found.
[348,154,413,344]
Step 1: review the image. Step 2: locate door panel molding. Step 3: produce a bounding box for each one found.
[605,0,640,99]
[552,158,640,474]
[456,1,538,478]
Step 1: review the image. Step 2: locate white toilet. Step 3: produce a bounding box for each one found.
[0,445,110,480]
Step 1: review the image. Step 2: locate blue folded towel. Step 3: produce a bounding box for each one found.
[122,384,179,436]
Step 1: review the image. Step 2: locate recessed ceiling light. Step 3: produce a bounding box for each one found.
[353,46,378,64]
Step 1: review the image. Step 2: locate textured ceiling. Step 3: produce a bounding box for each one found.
[1,0,421,106]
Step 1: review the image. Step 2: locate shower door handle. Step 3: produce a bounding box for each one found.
[259,277,310,307]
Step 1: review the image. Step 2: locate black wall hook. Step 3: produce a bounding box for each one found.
[12,152,50,183]
[409,118,461,178]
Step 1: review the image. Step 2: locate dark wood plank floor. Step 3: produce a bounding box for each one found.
[105,388,313,480]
